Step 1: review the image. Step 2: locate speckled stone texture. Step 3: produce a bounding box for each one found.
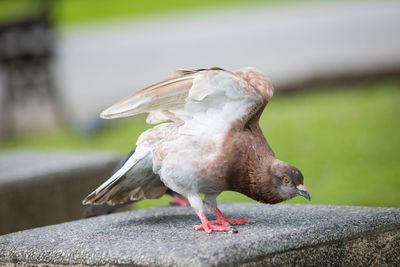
[0,150,121,235]
[0,203,399,266]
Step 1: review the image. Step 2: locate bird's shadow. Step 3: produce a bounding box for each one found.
[110,211,263,234]
[114,213,196,229]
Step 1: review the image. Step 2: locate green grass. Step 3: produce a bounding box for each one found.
[1,79,400,209]
[56,0,276,25]
[0,0,324,26]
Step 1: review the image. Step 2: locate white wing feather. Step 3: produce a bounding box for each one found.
[100,68,268,127]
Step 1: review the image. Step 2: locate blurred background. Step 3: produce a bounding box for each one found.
[0,0,399,233]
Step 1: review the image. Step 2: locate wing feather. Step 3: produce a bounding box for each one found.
[82,147,166,205]
[100,75,194,119]
[100,67,273,126]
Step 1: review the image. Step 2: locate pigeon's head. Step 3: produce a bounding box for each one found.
[270,159,310,201]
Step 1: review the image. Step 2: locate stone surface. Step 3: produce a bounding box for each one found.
[0,150,121,235]
[0,203,399,266]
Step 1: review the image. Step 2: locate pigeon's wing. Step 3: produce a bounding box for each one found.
[82,146,167,205]
[100,67,274,128]
[100,72,195,122]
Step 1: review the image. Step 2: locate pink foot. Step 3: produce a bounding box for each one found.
[194,209,232,233]
[170,194,190,207]
[208,207,250,225]
[194,223,231,233]
[209,217,250,225]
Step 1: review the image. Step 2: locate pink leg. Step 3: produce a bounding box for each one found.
[170,194,190,207]
[208,207,250,226]
[194,209,231,233]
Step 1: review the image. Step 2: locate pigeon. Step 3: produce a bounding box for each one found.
[83,67,310,233]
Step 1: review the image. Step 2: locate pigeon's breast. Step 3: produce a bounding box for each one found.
[138,122,229,195]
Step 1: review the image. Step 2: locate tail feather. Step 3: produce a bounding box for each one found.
[82,147,166,205]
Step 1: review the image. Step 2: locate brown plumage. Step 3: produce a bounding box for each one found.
[83,67,310,233]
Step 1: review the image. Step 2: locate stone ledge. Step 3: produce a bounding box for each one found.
[0,150,121,235]
[250,229,400,266]
[0,203,399,266]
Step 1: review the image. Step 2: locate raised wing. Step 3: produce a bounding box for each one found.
[100,67,274,128]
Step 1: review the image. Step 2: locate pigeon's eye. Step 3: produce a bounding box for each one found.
[282,176,290,183]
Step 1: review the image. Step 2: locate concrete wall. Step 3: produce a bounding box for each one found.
[0,151,121,235]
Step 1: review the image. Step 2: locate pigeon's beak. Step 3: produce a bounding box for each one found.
[297,184,311,201]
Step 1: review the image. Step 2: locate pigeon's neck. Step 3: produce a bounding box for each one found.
[223,121,283,204]
[235,164,284,204]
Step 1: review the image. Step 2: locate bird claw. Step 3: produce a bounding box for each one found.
[194,222,232,233]
[209,217,250,226]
